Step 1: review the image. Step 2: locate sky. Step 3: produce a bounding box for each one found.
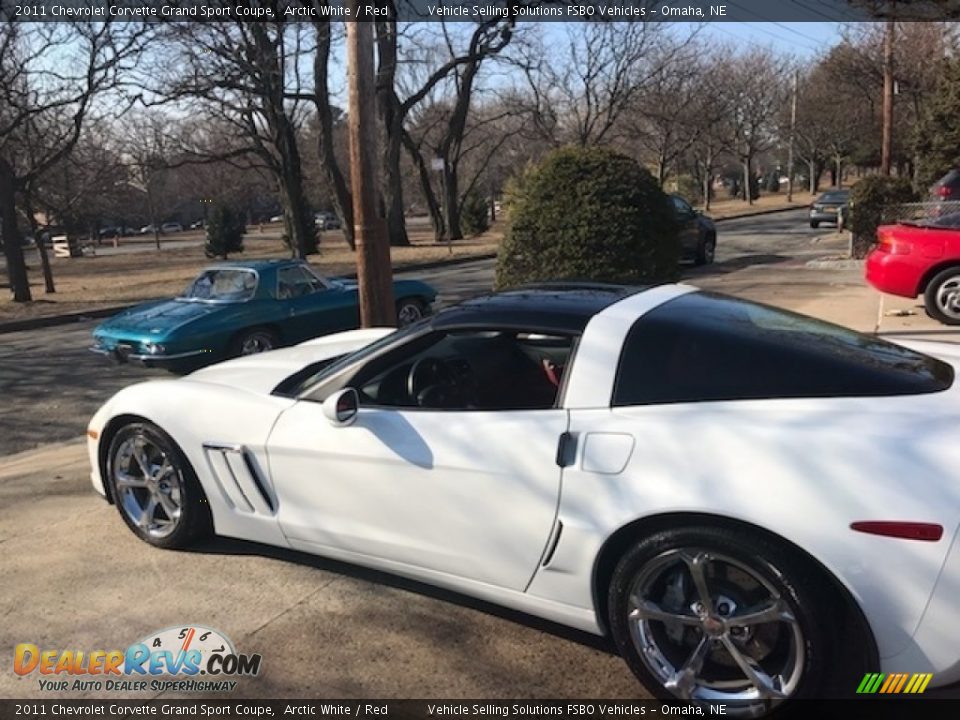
[697,21,848,58]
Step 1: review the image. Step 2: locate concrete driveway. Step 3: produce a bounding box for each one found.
[0,441,640,701]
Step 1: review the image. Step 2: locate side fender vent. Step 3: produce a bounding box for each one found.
[203,443,275,515]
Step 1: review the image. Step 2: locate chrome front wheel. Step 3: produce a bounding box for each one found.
[113,433,183,539]
[107,422,211,548]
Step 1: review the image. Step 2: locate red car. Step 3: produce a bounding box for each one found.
[865,213,960,325]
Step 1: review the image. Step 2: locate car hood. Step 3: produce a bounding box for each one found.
[184,327,395,395]
[95,299,226,338]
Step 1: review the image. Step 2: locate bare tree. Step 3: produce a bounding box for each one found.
[515,22,691,148]
[0,21,146,302]
[153,22,317,258]
[377,17,516,244]
[726,48,789,205]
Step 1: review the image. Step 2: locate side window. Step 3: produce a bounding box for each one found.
[350,330,574,411]
[613,292,954,406]
[277,266,323,299]
[671,196,693,218]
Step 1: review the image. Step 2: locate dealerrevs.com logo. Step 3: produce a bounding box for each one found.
[14,625,262,693]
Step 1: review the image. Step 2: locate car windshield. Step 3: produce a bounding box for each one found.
[818,192,848,203]
[181,268,257,303]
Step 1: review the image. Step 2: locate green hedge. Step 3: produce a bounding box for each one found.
[495,146,678,290]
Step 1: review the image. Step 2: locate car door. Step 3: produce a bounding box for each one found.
[277,266,357,342]
[671,195,701,259]
[265,328,570,591]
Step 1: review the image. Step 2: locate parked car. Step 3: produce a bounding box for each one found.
[930,168,960,201]
[90,259,436,371]
[189,220,204,230]
[865,219,960,325]
[161,222,183,234]
[139,224,158,235]
[88,282,960,706]
[670,194,716,265]
[315,211,342,230]
[809,189,850,228]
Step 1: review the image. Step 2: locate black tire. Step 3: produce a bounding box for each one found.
[809,221,819,229]
[396,298,426,328]
[923,266,960,326]
[695,236,716,266]
[608,525,872,704]
[230,326,279,357]
[106,422,212,549]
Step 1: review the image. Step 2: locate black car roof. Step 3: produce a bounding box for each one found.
[430,282,653,334]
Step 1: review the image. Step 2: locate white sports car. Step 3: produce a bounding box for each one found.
[88,283,960,706]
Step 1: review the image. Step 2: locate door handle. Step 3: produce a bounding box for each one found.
[555,432,577,468]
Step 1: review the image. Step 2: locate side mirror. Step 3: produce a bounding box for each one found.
[322,388,359,427]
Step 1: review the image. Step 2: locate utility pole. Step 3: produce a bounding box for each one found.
[346,16,395,327]
[881,19,895,176]
[786,69,798,202]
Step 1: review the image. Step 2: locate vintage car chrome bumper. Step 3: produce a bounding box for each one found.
[89,345,207,365]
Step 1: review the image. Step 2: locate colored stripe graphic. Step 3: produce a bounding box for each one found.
[857,672,932,694]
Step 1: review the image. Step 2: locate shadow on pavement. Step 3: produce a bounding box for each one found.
[186,535,618,657]
[684,254,793,278]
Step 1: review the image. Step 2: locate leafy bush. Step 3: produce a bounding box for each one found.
[495,146,678,290]
[849,176,918,258]
[204,204,244,260]
[460,190,490,236]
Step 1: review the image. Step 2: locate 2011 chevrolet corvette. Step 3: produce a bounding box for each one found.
[87,283,960,707]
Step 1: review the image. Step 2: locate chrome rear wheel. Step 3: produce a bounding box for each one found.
[626,549,804,702]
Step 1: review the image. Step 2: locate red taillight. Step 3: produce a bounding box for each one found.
[937,185,953,198]
[875,230,911,255]
[851,521,943,542]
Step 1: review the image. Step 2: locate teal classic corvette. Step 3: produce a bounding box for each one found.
[91,259,437,371]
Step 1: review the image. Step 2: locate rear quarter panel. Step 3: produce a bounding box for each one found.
[530,393,960,660]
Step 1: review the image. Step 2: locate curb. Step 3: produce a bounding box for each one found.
[0,251,498,336]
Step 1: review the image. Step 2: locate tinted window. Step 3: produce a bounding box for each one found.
[614,292,954,406]
[818,192,848,203]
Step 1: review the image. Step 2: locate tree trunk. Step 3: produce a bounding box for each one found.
[742,157,753,205]
[374,20,411,248]
[23,191,54,293]
[314,20,355,250]
[278,162,314,260]
[0,158,31,302]
[835,155,843,189]
[808,160,817,194]
[402,130,445,242]
[442,162,463,242]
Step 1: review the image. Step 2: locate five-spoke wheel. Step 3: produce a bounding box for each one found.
[107,422,211,548]
[609,526,869,708]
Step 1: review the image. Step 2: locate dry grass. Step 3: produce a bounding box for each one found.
[0,223,501,324]
[700,190,817,219]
